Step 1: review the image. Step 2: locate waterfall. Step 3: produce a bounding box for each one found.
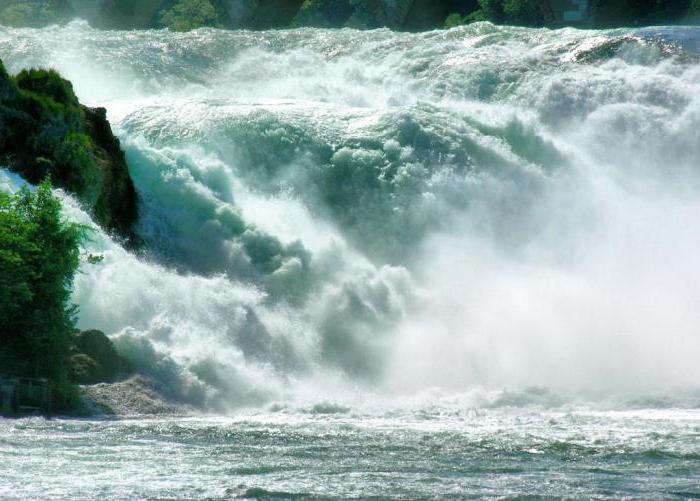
[1,21,699,409]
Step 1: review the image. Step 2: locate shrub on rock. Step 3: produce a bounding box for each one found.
[0,61,138,242]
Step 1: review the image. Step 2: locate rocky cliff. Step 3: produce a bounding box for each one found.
[0,61,138,241]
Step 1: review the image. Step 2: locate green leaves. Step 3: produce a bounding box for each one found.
[159,0,222,31]
[0,180,85,409]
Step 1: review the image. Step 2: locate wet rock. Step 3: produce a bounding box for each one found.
[82,375,193,415]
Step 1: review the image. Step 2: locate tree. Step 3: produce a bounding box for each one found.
[0,180,85,409]
[159,0,222,31]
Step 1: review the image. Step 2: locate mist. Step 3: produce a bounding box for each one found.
[1,22,699,410]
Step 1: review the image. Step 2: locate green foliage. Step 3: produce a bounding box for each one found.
[0,62,137,240]
[0,181,86,410]
[159,0,222,31]
[471,0,545,26]
[1,68,98,197]
[444,12,465,28]
[465,9,488,22]
[477,0,505,23]
[15,68,80,109]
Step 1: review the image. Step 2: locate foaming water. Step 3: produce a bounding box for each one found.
[1,22,700,412]
[1,409,699,498]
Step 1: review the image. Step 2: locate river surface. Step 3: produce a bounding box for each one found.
[2,406,700,499]
[1,21,700,498]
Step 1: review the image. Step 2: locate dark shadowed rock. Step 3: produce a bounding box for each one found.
[71,329,132,384]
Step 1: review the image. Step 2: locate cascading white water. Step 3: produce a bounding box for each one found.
[1,21,700,410]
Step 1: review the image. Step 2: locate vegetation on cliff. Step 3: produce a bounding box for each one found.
[0,181,132,411]
[0,61,137,242]
[2,0,699,31]
[159,0,222,31]
[0,60,138,413]
[445,0,700,28]
[292,0,384,29]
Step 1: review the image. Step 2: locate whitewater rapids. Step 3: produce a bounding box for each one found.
[2,20,700,499]
[1,21,700,409]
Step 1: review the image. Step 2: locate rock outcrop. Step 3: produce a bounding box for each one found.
[82,375,191,415]
[70,330,133,385]
[0,61,138,242]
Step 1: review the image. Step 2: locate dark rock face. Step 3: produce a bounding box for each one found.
[70,330,132,384]
[238,0,304,29]
[0,61,138,242]
[70,353,104,385]
[83,106,139,240]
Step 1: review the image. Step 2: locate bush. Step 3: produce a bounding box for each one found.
[0,181,85,410]
[0,62,137,240]
[4,68,98,196]
[478,0,505,23]
[159,0,223,31]
[444,12,465,28]
[471,0,545,26]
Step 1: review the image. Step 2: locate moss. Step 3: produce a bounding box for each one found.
[0,62,138,243]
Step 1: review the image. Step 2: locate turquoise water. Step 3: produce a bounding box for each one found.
[1,22,700,497]
[2,406,700,498]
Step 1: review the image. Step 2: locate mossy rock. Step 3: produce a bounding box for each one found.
[70,353,104,385]
[70,330,133,385]
[159,0,227,31]
[72,330,132,383]
[0,61,138,242]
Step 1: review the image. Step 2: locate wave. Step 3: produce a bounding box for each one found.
[1,22,699,410]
